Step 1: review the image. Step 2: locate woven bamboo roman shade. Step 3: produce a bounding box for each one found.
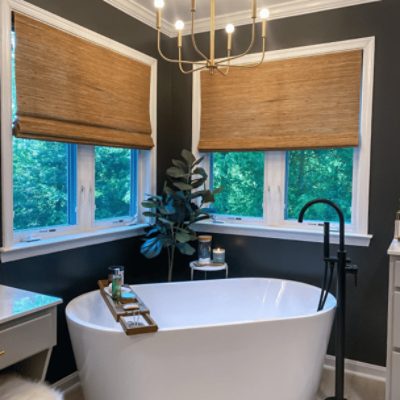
[199,50,362,152]
[14,13,153,149]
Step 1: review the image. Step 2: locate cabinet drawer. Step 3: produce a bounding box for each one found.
[0,311,56,370]
[394,260,400,288]
[394,293,400,349]
[391,352,400,399]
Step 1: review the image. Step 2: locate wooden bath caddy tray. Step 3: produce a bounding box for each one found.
[98,279,158,336]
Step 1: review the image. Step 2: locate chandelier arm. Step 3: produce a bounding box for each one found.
[216,50,231,76]
[157,30,205,65]
[190,12,209,62]
[217,38,266,69]
[178,48,208,74]
[215,18,257,66]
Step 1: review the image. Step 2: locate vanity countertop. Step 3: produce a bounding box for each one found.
[388,239,400,256]
[0,285,62,325]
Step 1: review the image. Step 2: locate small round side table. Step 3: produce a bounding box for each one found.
[189,261,229,280]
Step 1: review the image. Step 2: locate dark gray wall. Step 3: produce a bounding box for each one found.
[173,0,400,367]
[0,0,398,384]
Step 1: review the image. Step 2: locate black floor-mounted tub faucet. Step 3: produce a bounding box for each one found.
[298,199,358,400]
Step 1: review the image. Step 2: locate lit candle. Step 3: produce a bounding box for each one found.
[213,248,225,264]
[175,20,185,47]
[154,0,165,30]
[259,8,270,38]
[225,24,235,51]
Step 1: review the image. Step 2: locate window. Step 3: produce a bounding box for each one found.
[285,148,354,223]
[211,148,354,224]
[194,38,374,245]
[1,7,156,261]
[13,138,77,231]
[95,146,138,221]
[10,31,138,239]
[211,152,264,218]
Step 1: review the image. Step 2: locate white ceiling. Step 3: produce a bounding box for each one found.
[142,0,283,22]
[104,0,381,37]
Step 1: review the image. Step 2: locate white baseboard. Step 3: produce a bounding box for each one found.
[53,357,386,396]
[52,371,80,394]
[325,355,386,381]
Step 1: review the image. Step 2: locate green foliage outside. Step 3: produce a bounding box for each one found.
[286,148,354,223]
[13,138,70,230]
[212,152,264,218]
[212,149,353,223]
[95,147,134,220]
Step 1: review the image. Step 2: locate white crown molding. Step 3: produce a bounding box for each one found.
[103,0,381,37]
[103,0,176,37]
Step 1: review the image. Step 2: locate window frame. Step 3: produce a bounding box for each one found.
[192,37,375,246]
[0,0,157,261]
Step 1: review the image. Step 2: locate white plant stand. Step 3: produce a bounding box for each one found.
[189,261,229,280]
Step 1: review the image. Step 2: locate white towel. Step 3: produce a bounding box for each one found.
[0,374,63,400]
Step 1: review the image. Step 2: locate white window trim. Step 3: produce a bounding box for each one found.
[192,37,375,247]
[0,0,157,262]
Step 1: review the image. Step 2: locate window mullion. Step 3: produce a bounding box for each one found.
[77,144,95,231]
[265,151,286,226]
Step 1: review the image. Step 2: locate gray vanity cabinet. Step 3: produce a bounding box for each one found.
[387,240,400,400]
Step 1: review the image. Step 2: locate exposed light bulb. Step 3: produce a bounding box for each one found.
[175,20,185,31]
[154,0,165,9]
[225,23,235,34]
[259,8,270,20]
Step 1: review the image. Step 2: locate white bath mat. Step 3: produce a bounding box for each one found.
[0,374,63,400]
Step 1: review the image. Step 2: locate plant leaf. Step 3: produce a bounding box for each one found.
[166,166,187,178]
[193,167,207,179]
[173,181,193,191]
[181,149,196,166]
[176,242,196,256]
[192,156,205,168]
[142,201,158,208]
[143,211,157,218]
[172,159,187,170]
[212,186,223,195]
[140,237,163,259]
[176,230,196,243]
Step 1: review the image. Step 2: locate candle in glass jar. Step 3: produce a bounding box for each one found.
[213,248,225,263]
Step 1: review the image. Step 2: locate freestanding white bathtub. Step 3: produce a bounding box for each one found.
[66,278,336,400]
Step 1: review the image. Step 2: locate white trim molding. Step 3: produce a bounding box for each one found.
[194,221,372,247]
[103,0,381,37]
[52,371,80,395]
[0,225,147,263]
[192,37,375,246]
[324,355,386,381]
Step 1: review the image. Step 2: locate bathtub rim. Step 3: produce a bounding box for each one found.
[65,277,336,334]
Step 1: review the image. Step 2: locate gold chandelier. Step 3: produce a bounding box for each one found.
[154,0,270,75]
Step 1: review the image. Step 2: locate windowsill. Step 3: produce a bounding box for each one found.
[194,221,372,247]
[0,224,147,263]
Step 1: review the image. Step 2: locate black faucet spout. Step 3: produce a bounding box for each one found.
[298,198,345,251]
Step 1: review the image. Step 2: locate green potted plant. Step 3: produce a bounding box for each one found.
[140,149,221,281]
